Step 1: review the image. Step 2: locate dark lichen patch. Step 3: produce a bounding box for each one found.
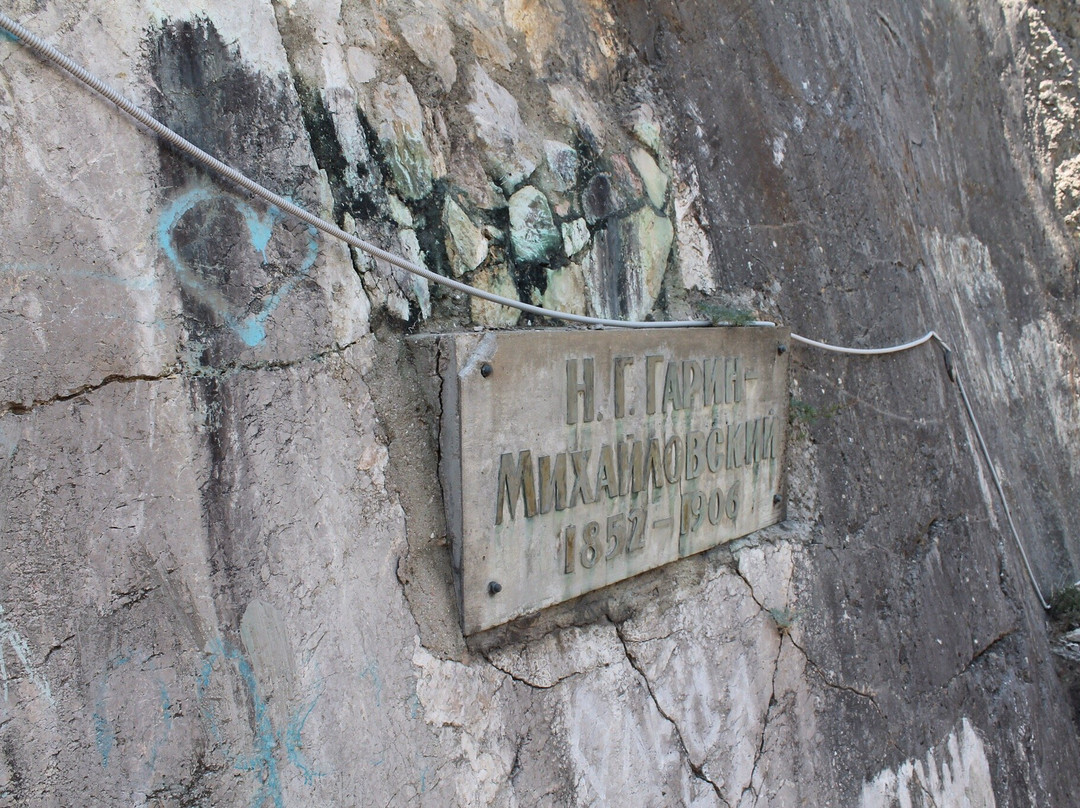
[293,84,383,222]
[148,18,300,192]
[512,262,550,304]
[404,179,451,279]
[586,222,626,318]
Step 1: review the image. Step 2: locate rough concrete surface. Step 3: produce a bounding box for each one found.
[1,0,1080,806]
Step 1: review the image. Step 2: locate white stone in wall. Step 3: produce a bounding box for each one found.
[398,228,432,318]
[561,217,590,258]
[622,207,675,321]
[443,198,490,277]
[467,64,541,192]
[534,262,588,315]
[397,9,457,90]
[674,167,716,293]
[371,75,435,200]
[469,265,522,327]
[631,146,669,209]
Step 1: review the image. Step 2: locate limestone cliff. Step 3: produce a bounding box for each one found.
[1,0,1079,805]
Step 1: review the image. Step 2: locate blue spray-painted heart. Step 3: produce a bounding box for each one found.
[158,187,319,347]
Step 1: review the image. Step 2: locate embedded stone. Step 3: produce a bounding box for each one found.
[581,209,674,320]
[544,140,579,192]
[509,186,560,264]
[347,211,410,321]
[443,197,489,277]
[674,177,715,293]
[581,174,615,224]
[398,11,457,90]
[581,167,638,224]
[346,47,377,84]
[561,217,590,257]
[387,194,414,227]
[534,263,587,315]
[449,141,507,210]
[468,11,515,71]
[467,64,541,192]
[621,208,674,320]
[549,82,607,149]
[469,266,522,327]
[371,75,434,200]
[399,228,431,319]
[610,153,644,199]
[631,147,669,208]
[629,104,664,154]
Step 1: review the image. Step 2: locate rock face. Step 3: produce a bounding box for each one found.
[1,1,1080,806]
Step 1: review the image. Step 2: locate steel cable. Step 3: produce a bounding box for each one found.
[0,11,737,330]
[0,12,1050,609]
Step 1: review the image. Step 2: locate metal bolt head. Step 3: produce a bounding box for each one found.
[773,494,783,505]
[488,581,502,595]
[480,362,493,378]
[777,343,788,354]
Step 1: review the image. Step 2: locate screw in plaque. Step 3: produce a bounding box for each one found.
[481,362,493,378]
[773,494,783,506]
[488,581,502,596]
[777,343,788,354]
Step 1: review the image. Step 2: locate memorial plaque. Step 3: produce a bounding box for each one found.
[427,327,790,634]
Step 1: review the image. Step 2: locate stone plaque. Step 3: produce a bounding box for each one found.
[428,327,789,634]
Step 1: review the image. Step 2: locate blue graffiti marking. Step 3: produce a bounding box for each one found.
[358,661,383,708]
[160,684,174,732]
[285,684,323,786]
[95,648,174,773]
[92,653,130,768]
[93,652,174,772]
[93,709,115,768]
[158,187,319,347]
[198,641,324,808]
[406,691,421,721]
[148,682,175,771]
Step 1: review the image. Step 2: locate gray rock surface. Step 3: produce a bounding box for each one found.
[1,0,1080,806]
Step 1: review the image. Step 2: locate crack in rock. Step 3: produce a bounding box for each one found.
[482,623,628,689]
[733,550,883,711]
[482,655,583,690]
[1,339,363,415]
[786,633,880,706]
[941,627,1017,691]
[2,370,181,415]
[738,632,785,807]
[614,620,730,807]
